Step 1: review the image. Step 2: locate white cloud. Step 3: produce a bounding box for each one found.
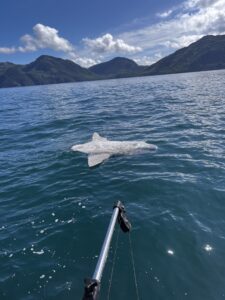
[0,47,16,54]
[134,54,162,66]
[164,34,203,49]
[1,0,225,68]
[74,57,99,67]
[118,0,225,60]
[182,0,225,34]
[19,24,74,53]
[0,23,100,68]
[0,24,74,54]
[157,9,173,18]
[83,33,142,54]
[68,52,100,67]
[185,0,219,9]
[0,24,74,55]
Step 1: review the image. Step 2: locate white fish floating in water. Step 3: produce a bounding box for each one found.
[71,132,158,167]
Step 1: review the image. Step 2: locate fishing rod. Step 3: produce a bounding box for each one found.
[82,201,131,300]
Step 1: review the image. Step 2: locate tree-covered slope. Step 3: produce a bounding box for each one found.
[144,35,225,75]
[89,57,145,78]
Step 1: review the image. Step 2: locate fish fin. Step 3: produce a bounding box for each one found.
[92,132,107,141]
[88,153,110,167]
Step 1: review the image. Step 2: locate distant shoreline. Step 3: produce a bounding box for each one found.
[1,67,225,90]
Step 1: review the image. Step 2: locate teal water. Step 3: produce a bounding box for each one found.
[1,70,225,300]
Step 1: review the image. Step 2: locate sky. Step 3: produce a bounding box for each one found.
[1,0,225,67]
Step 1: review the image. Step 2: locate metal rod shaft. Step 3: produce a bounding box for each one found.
[92,206,120,282]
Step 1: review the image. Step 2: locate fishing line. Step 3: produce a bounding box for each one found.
[129,232,140,300]
[107,229,140,300]
[107,226,120,300]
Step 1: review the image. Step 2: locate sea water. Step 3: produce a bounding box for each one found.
[1,70,225,299]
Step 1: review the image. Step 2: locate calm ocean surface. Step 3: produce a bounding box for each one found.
[1,70,225,300]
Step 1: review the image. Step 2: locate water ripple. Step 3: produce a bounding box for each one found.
[1,71,225,299]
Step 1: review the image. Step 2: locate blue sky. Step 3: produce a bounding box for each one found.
[1,0,225,66]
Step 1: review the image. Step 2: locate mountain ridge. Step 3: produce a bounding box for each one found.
[89,56,146,78]
[143,35,225,75]
[1,34,225,88]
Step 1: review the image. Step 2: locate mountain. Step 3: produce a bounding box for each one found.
[0,55,97,88]
[0,62,15,76]
[144,35,225,75]
[89,57,145,78]
[1,35,225,88]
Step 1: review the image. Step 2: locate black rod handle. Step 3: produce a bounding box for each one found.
[82,278,100,300]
